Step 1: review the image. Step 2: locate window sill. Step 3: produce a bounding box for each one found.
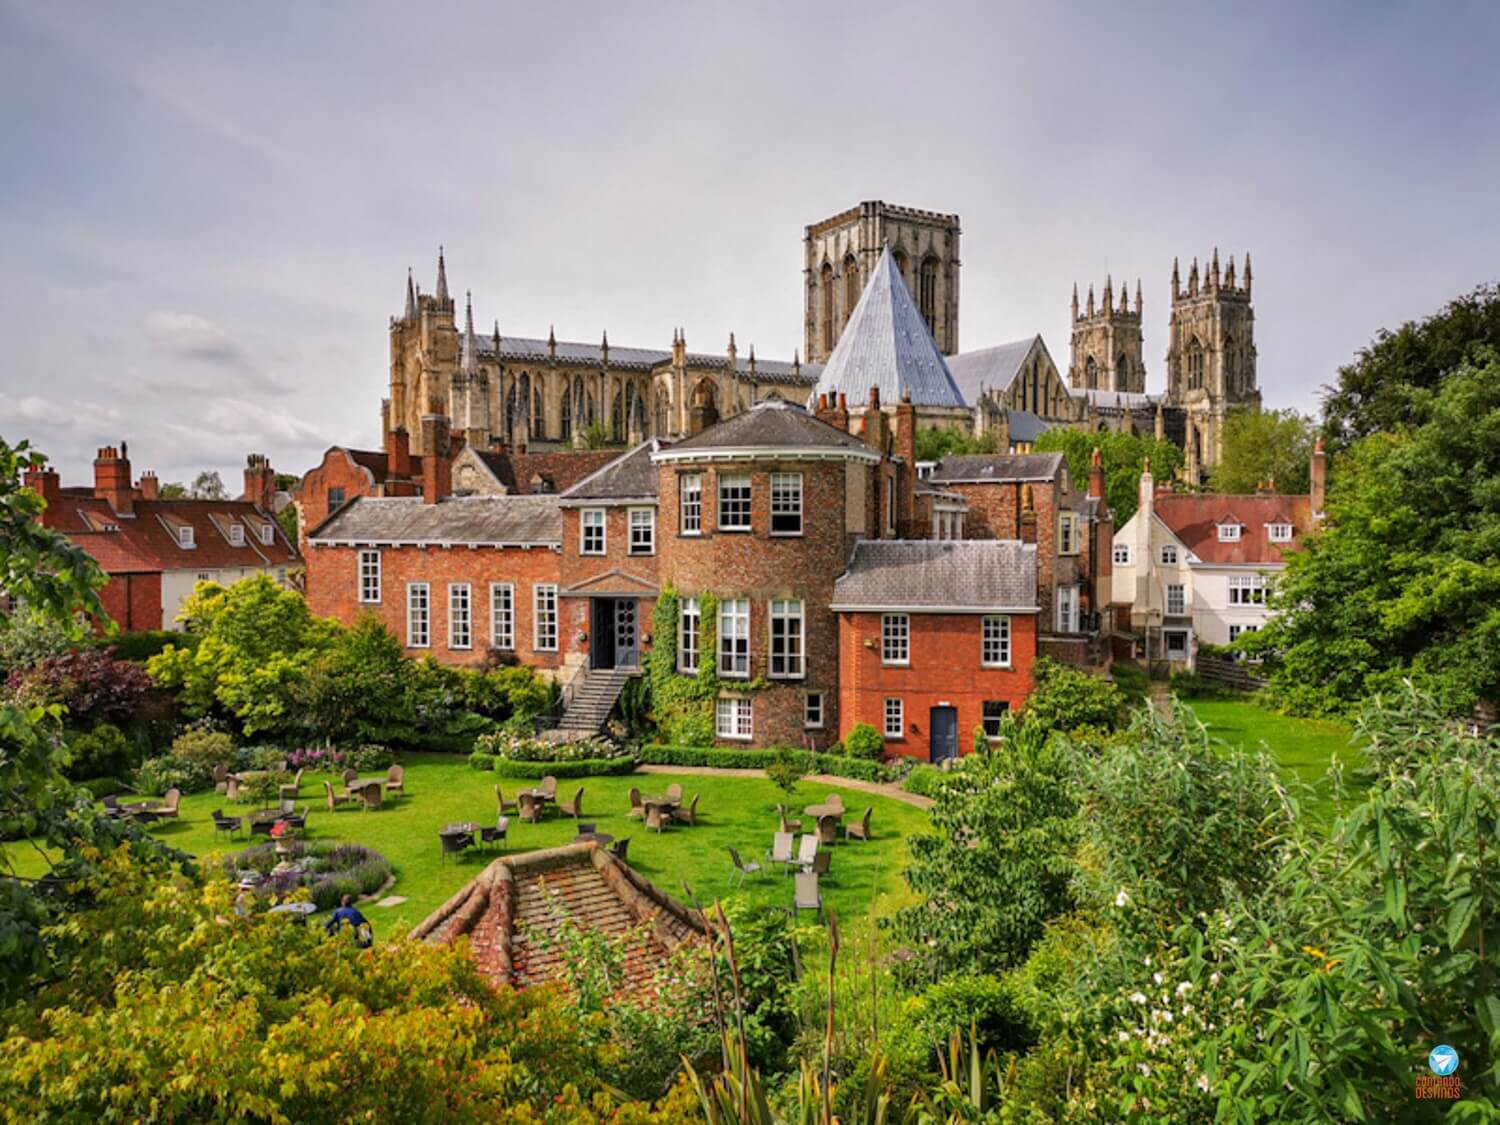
[717,526,752,534]
[803,723,824,731]
[769,530,804,538]
[716,733,753,742]
[884,734,906,742]
[581,550,606,557]
[980,662,1013,670]
[719,671,751,680]
[881,660,910,668]
[628,549,655,556]
[768,673,805,681]
[679,530,703,537]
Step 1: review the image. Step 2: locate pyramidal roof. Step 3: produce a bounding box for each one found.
[813,245,967,409]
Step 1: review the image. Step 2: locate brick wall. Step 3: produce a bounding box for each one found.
[98,572,162,633]
[559,504,662,673]
[838,611,1038,761]
[297,450,381,538]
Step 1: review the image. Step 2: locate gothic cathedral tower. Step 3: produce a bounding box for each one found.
[386,248,461,455]
[804,201,960,364]
[1067,277,1145,393]
[1165,249,1259,482]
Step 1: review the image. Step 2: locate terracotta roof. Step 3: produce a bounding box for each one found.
[1153,492,1316,565]
[43,495,299,573]
[411,843,704,991]
[307,494,562,546]
[832,539,1038,611]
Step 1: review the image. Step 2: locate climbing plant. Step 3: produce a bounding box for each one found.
[648,585,770,746]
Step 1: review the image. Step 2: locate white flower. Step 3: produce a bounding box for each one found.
[1115,888,1131,907]
[1209,972,1220,985]
[1130,991,1148,1005]
[1153,972,1164,985]
[1138,1063,1151,1076]
[1118,1030,1131,1042]
[1176,981,1193,997]
[1196,1074,1210,1093]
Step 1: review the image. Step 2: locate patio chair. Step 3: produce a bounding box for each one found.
[665,782,683,802]
[767,831,796,875]
[225,776,242,803]
[846,807,873,842]
[777,804,802,834]
[250,817,276,839]
[801,849,831,878]
[153,788,181,820]
[282,805,309,834]
[626,787,645,819]
[279,768,304,802]
[559,787,585,819]
[323,780,353,812]
[211,809,243,840]
[610,837,630,861]
[385,764,405,801]
[539,775,558,799]
[213,764,230,795]
[519,792,542,824]
[794,872,823,920]
[796,833,818,872]
[481,816,509,851]
[673,793,699,826]
[359,784,383,811]
[728,846,763,888]
[817,814,840,846]
[645,804,668,833]
[102,794,122,818]
[439,831,473,864]
[495,784,518,815]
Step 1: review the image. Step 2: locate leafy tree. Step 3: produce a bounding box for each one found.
[188,469,227,500]
[1322,281,1500,450]
[1020,657,1124,734]
[914,426,1003,463]
[765,748,806,796]
[1033,428,1185,525]
[296,613,417,745]
[1209,405,1318,495]
[157,481,188,499]
[1247,354,1500,716]
[6,646,151,726]
[275,501,298,544]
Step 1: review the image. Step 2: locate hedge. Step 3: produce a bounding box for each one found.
[637,745,897,784]
[468,752,637,779]
[108,630,200,662]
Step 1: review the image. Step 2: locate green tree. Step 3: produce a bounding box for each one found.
[914,426,1002,463]
[1209,405,1318,494]
[296,613,417,745]
[189,469,227,500]
[275,501,298,544]
[1020,657,1124,734]
[1248,354,1500,716]
[157,481,188,499]
[1322,281,1500,450]
[1033,428,1184,525]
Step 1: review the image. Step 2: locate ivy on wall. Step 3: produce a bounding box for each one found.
[647,585,765,745]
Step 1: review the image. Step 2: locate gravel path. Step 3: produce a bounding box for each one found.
[634,763,934,810]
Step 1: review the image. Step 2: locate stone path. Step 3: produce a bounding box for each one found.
[634,763,934,810]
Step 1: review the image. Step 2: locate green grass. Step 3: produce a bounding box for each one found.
[5,758,927,931]
[1184,699,1365,819]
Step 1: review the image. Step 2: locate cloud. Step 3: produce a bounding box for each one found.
[0,391,120,432]
[142,311,290,393]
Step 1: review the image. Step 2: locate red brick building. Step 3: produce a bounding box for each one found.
[832,540,1039,761]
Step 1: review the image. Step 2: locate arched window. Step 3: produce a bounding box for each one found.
[918,256,939,333]
[573,376,586,429]
[1085,356,1099,390]
[1222,333,1235,393]
[1187,337,1204,390]
[655,394,668,437]
[560,389,572,441]
[1116,354,1129,388]
[517,372,531,435]
[611,391,624,442]
[631,384,647,436]
[504,381,516,436]
[532,388,544,440]
[893,249,909,284]
[821,262,835,354]
[1031,362,1040,413]
[843,254,859,324]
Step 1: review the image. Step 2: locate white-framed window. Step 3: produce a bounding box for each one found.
[718,474,751,531]
[1217,522,1242,542]
[881,613,909,665]
[1228,624,1258,642]
[981,615,1011,667]
[715,696,753,741]
[358,549,381,603]
[628,507,655,554]
[1056,586,1080,633]
[719,598,750,677]
[982,700,1009,739]
[1166,583,1186,616]
[581,508,606,555]
[1228,574,1268,605]
[228,523,245,546]
[448,583,472,649]
[1058,511,1080,555]
[770,472,803,535]
[884,697,904,739]
[258,523,275,546]
[680,473,702,535]
[804,692,824,729]
[490,583,514,650]
[1112,544,1131,565]
[678,597,700,674]
[1165,630,1189,657]
[406,582,430,648]
[178,525,195,549]
[1267,522,1293,543]
[769,599,805,679]
[533,584,558,651]
[1160,544,1178,565]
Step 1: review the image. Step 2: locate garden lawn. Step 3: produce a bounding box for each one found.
[1183,698,1365,820]
[6,758,926,931]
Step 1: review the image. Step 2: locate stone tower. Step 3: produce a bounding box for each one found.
[386,248,460,455]
[1165,250,1259,482]
[804,201,960,364]
[1067,276,1145,393]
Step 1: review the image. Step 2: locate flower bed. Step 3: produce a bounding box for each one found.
[468,730,634,777]
[225,840,392,911]
[636,745,897,783]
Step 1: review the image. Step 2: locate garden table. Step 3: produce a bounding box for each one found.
[269,901,316,918]
[440,822,482,844]
[573,831,614,846]
[803,803,845,820]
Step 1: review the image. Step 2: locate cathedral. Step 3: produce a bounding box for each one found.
[383,202,1258,482]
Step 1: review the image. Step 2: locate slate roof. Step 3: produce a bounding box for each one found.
[1153,493,1316,566]
[559,440,663,503]
[1006,410,1051,444]
[307,494,562,546]
[477,335,818,385]
[1074,388,1161,410]
[832,540,1038,611]
[946,336,1042,403]
[411,843,704,992]
[42,495,299,573]
[928,452,1066,484]
[656,399,878,460]
[813,246,967,409]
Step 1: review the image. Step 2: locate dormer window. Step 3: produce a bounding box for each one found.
[178,526,195,549]
[1267,522,1293,543]
[258,523,275,545]
[1217,523,1242,543]
[229,524,245,546]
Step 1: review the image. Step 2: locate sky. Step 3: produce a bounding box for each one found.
[2,0,1498,487]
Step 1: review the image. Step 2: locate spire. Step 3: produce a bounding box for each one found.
[1104,274,1114,313]
[1071,282,1080,320]
[727,332,737,369]
[492,319,501,354]
[460,291,477,371]
[1225,254,1236,288]
[601,329,609,365]
[793,348,800,374]
[1171,257,1181,300]
[748,344,756,373]
[404,268,416,321]
[1243,252,1253,296]
[1135,278,1143,314]
[548,324,556,360]
[1188,258,1200,296]
[435,246,449,305]
[1211,247,1221,289]
[1087,284,1096,316]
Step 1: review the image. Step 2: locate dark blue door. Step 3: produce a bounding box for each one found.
[929,706,958,764]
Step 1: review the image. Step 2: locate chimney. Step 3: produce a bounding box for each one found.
[387,427,412,479]
[421,412,453,504]
[25,466,61,509]
[1134,458,1154,621]
[830,393,850,433]
[1310,438,1327,516]
[895,391,917,536]
[243,453,276,512]
[93,445,133,515]
[1019,484,1037,544]
[137,471,160,501]
[1088,446,1106,500]
[862,385,887,453]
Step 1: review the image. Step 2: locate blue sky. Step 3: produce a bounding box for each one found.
[2,0,1497,485]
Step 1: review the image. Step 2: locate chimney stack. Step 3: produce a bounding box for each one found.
[137,471,160,501]
[93,445,133,515]
[1019,484,1037,544]
[1088,446,1106,500]
[861,385,887,453]
[1310,438,1327,516]
[421,410,453,504]
[388,426,412,479]
[895,390,917,536]
[25,465,61,509]
[243,453,276,512]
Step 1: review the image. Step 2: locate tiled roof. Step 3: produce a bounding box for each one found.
[1006,410,1051,444]
[478,335,817,384]
[307,494,562,546]
[411,843,704,992]
[345,447,426,484]
[928,452,1066,484]
[813,246,967,409]
[946,336,1042,403]
[43,495,299,573]
[1074,388,1162,410]
[832,540,1038,611]
[656,399,878,460]
[559,440,663,503]
[1153,492,1316,565]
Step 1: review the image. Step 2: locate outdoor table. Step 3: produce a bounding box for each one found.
[269,901,317,918]
[440,822,482,843]
[803,803,845,820]
[574,831,615,846]
[642,795,681,810]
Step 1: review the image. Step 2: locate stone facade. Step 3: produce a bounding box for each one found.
[1068,278,1146,393]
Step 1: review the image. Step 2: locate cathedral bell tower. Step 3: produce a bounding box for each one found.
[1067,276,1145,393]
[387,247,460,456]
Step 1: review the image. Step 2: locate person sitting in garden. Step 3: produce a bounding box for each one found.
[324,894,373,947]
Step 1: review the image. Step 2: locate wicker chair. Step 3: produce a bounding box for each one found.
[777,804,802,834]
[610,837,630,861]
[846,807,873,842]
[626,787,645,819]
[817,813,840,846]
[324,780,353,812]
[665,782,683,802]
[359,784,383,811]
[518,792,543,824]
[279,768,304,802]
[385,764,405,801]
[538,776,558,799]
[559,787,585,819]
[673,793,700,826]
[645,804,668,833]
[495,784,518,815]
[153,788,181,820]
[481,816,509,851]
[439,831,472,863]
[211,809,242,840]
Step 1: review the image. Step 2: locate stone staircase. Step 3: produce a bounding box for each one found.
[546,667,634,738]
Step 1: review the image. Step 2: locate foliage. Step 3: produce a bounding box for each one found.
[6,646,152,728]
[347,743,395,771]
[169,726,237,770]
[1210,405,1319,494]
[1108,660,1149,705]
[1247,355,1500,716]
[0,602,75,672]
[106,628,199,662]
[458,663,554,721]
[132,754,208,797]
[63,722,134,781]
[1168,667,1243,700]
[1322,280,1500,449]
[637,744,894,784]
[227,838,393,911]
[900,764,953,799]
[295,612,417,745]
[843,722,885,761]
[911,974,1032,1054]
[580,419,613,449]
[1034,427,1186,525]
[649,584,722,746]
[1021,656,1124,734]
[275,501,298,545]
[474,727,620,763]
[188,468,227,499]
[914,425,1003,463]
[764,749,806,796]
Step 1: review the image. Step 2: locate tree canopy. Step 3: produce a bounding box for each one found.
[1209,405,1319,495]
[913,425,1003,463]
[1033,427,1184,525]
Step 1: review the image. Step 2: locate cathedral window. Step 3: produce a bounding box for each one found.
[532,389,545,439]
[518,373,532,434]
[505,384,516,436]
[1187,338,1204,390]
[843,255,859,325]
[611,393,624,443]
[560,390,572,441]
[919,256,939,334]
[821,263,835,354]
[1085,356,1098,390]
[1116,354,1129,387]
[631,384,647,436]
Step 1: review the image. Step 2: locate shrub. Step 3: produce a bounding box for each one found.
[764,749,806,795]
[79,776,126,799]
[913,973,1033,1053]
[468,751,498,771]
[473,729,621,763]
[225,839,393,911]
[108,630,198,663]
[64,723,134,781]
[7,647,151,725]
[637,745,894,783]
[133,755,206,796]
[240,745,289,771]
[348,743,395,771]
[1109,662,1150,704]
[238,772,283,806]
[460,665,554,721]
[1021,657,1125,734]
[902,763,951,799]
[285,745,347,771]
[1168,669,1241,700]
[844,722,885,761]
[170,728,236,770]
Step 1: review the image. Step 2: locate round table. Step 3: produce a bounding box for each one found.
[803,803,845,820]
[269,901,317,917]
[441,822,481,840]
[574,831,614,846]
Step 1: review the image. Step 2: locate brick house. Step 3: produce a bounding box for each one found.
[833,540,1039,762]
[25,446,298,631]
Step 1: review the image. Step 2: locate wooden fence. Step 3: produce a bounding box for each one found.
[1194,653,1268,693]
